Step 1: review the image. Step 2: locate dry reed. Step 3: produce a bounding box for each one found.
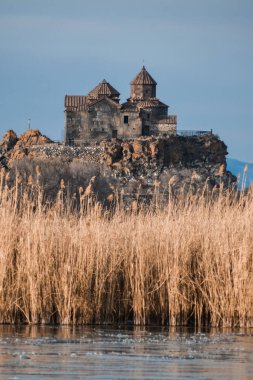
[0,169,252,327]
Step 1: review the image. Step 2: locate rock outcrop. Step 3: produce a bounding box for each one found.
[0,129,53,160]
[0,130,19,152]
[0,129,236,201]
[98,135,235,197]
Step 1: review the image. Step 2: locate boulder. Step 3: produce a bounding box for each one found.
[0,130,18,152]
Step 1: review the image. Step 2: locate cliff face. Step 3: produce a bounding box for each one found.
[100,134,227,168]
[98,135,235,199]
[0,130,236,202]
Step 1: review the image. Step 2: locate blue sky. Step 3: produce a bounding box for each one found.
[0,0,252,161]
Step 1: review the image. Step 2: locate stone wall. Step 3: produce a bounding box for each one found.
[65,108,143,144]
[130,84,156,99]
[120,111,142,138]
[64,99,122,144]
[64,101,176,144]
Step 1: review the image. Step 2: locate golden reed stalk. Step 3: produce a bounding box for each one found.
[0,170,252,327]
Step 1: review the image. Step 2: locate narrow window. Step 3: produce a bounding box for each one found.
[112,130,118,138]
[124,115,129,124]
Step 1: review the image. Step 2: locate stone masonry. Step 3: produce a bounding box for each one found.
[64,66,177,145]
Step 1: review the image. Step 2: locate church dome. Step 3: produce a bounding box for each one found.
[130,66,157,85]
[87,79,120,100]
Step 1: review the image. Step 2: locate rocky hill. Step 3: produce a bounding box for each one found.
[0,129,236,203]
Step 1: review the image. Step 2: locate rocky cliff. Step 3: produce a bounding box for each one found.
[98,134,235,199]
[0,129,236,202]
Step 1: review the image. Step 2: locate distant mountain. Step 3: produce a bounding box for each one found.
[227,158,253,189]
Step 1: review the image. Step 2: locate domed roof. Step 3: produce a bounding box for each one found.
[87,79,120,99]
[130,66,157,85]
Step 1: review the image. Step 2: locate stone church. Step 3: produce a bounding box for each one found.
[64,66,177,145]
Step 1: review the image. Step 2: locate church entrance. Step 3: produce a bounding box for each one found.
[142,125,150,136]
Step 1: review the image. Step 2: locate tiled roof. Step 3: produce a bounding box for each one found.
[121,101,139,112]
[88,96,122,110]
[64,95,88,111]
[136,99,167,108]
[121,97,168,111]
[130,66,157,85]
[87,79,120,99]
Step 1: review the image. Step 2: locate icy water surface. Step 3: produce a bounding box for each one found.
[0,326,253,379]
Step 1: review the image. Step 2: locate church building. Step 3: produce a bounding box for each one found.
[64,66,177,145]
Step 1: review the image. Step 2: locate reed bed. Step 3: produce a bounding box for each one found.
[0,170,252,327]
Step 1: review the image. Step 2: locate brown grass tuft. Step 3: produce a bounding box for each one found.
[0,171,252,327]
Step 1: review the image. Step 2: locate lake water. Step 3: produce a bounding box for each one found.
[0,325,252,379]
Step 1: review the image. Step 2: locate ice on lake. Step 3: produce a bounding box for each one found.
[0,325,253,379]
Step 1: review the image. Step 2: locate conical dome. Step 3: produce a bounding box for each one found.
[87,79,120,101]
[130,66,157,85]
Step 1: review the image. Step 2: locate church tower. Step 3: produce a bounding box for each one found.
[130,66,157,100]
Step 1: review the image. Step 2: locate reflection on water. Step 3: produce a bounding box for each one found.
[0,325,252,379]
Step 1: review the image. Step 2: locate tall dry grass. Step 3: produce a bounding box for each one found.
[0,169,252,327]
